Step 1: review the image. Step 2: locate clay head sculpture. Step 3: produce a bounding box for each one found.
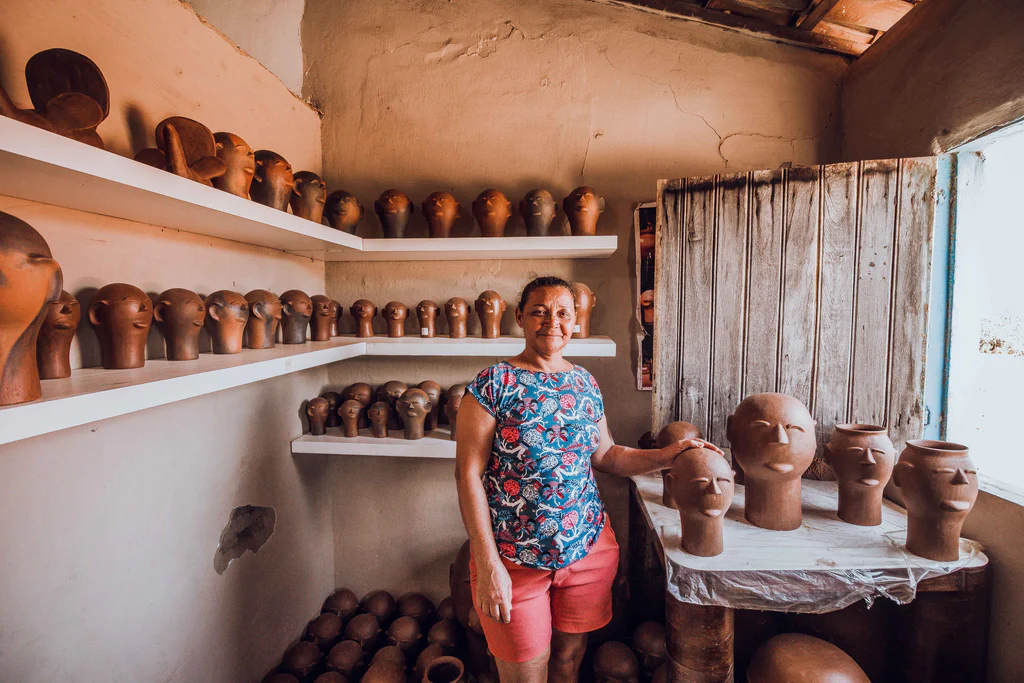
[416,300,440,338]
[652,664,667,683]
[639,230,655,261]
[307,397,330,436]
[342,382,374,428]
[444,384,467,441]
[368,401,392,438]
[383,301,409,338]
[339,399,363,437]
[444,298,470,339]
[251,150,295,211]
[397,388,433,440]
[424,656,467,683]
[378,381,409,430]
[307,612,344,651]
[281,641,322,680]
[88,283,152,370]
[640,290,654,328]
[203,290,249,354]
[436,597,455,621]
[747,633,870,683]
[427,619,462,651]
[593,641,640,683]
[152,288,205,361]
[423,192,461,238]
[665,448,735,556]
[135,117,226,186]
[345,612,381,651]
[313,673,347,683]
[893,440,978,561]
[631,622,667,678]
[364,662,406,683]
[362,590,398,624]
[244,290,283,350]
[727,393,817,530]
[418,380,442,431]
[375,190,414,238]
[321,391,342,428]
[330,300,342,337]
[37,290,80,379]
[372,647,407,674]
[474,291,506,339]
[325,191,364,234]
[311,295,335,342]
[351,299,377,338]
[291,171,327,223]
[323,588,360,619]
[825,424,896,526]
[326,640,365,677]
[655,422,703,509]
[212,132,255,198]
[472,189,512,238]
[280,290,313,344]
[387,616,422,653]
[564,186,605,236]
[571,282,596,338]
[519,189,558,237]
[264,674,300,683]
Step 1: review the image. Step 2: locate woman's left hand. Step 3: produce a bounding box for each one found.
[658,438,724,467]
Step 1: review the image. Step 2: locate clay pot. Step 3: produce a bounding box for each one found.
[563,186,605,236]
[152,288,205,361]
[375,190,414,238]
[368,402,391,438]
[251,150,295,211]
[593,641,640,683]
[444,385,467,441]
[382,302,408,338]
[321,391,342,428]
[418,381,442,431]
[212,132,255,198]
[571,282,596,338]
[135,117,226,186]
[727,393,817,530]
[427,618,463,651]
[472,189,512,238]
[307,612,344,650]
[436,597,455,621]
[474,291,506,339]
[291,171,327,223]
[204,290,249,354]
[37,290,80,379]
[350,299,377,338]
[655,422,703,509]
[342,383,374,428]
[244,290,283,349]
[339,400,363,437]
[665,448,735,557]
[324,191,363,234]
[323,588,360,619]
[280,290,313,344]
[344,613,381,651]
[423,192,461,238]
[520,189,558,236]
[378,381,408,430]
[825,424,896,526]
[424,656,466,683]
[415,643,447,681]
[631,622,667,678]
[311,295,335,342]
[326,640,364,677]
[449,541,473,629]
[307,397,330,436]
[387,615,422,652]
[361,589,398,624]
[416,300,439,338]
[444,298,470,339]
[88,283,152,370]
[894,440,978,561]
[747,633,869,683]
[281,640,322,680]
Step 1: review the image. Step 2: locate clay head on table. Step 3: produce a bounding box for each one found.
[893,440,978,561]
[321,391,342,429]
[280,290,313,344]
[204,290,249,354]
[291,171,327,223]
[423,192,461,239]
[444,297,470,339]
[368,401,392,438]
[37,290,80,379]
[416,300,440,338]
[212,132,255,198]
[375,190,414,239]
[397,388,433,440]
[747,633,869,683]
[444,384,467,441]
[351,299,377,338]
[152,288,205,361]
[383,301,409,338]
[474,291,506,339]
[571,282,596,338]
[88,283,152,370]
[631,622,666,680]
[339,399,363,437]
[329,300,342,337]
[251,150,295,211]
[306,397,330,436]
[310,295,335,342]
[825,424,896,526]
[665,447,735,557]
[342,382,374,428]
[563,186,605,236]
[324,191,363,234]
[472,189,512,238]
[378,381,408,430]
[655,422,703,509]
[727,393,816,531]
[519,189,558,237]
[418,380,442,431]
[244,289,282,349]
[593,641,640,683]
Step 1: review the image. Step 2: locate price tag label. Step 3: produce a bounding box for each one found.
[573,324,581,334]
[421,328,430,337]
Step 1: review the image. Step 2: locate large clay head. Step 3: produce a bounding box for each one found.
[666,448,735,556]
[153,288,205,361]
[474,290,506,339]
[747,633,870,683]
[563,186,605,236]
[571,282,596,338]
[418,380,442,430]
[244,289,282,349]
[0,212,62,404]
[310,294,335,342]
[374,189,414,238]
[324,191,363,234]
[444,297,470,339]
[203,290,249,354]
[307,397,330,436]
[593,641,640,683]
[416,300,439,337]
[88,283,152,369]
[291,171,327,223]
[472,189,512,238]
[397,388,433,439]
[423,192,461,238]
[212,132,255,198]
[631,622,667,677]
[826,424,896,526]
[519,189,558,236]
[368,401,391,437]
[251,150,295,211]
[279,289,313,344]
[37,290,80,380]
[339,399,363,437]
[382,301,408,338]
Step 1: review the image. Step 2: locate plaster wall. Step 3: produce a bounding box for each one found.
[303,0,846,599]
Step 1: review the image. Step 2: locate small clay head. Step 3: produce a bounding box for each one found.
[323,588,360,619]
[444,297,470,338]
[666,448,735,546]
[351,299,377,337]
[345,613,381,651]
[368,401,391,435]
[374,189,414,238]
[204,290,249,354]
[363,661,407,683]
[418,380,442,429]
[43,290,81,334]
[307,397,330,436]
[371,646,407,671]
[386,615,422,652]
[321,391,341,427]
[36,290,80,380]
[655,422,703,448]
[325,191,363,234]
[436,597,454,621]
[397,388,432,419]
[281,640,322,680]
[244,289,283,349]
[474,290,506,338]
[343,382,374,408]
[252,150,295,211]
[153,288,205,360]
[472,189,512,237]
[382,301,408,337]
[563,186,605,236]
[339,399,363,436]
[212,132,255,198]
[310,294,335,341]
[307,612,344,650]
[571,282,596,337]
[291,171,327,223]
[444,384,467,420]
[329,300,342,336]
[313,673,348,683]
[593,641,640,683]
[631,622,667,676]
[727,393,816,483]
[280,289,313,344]
[427,618,462,650]
[326,640,364,676]
[361,589,397,624]
[378,381,408,409]
[88,283,152,370]
[828,424,896,493]
[416,300,439,336]
[519,189,558,236]
[423,192,461,238]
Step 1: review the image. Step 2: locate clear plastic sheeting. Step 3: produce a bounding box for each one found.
[633,474,988,614]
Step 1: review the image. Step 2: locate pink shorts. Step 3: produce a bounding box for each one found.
[469,523,619,663]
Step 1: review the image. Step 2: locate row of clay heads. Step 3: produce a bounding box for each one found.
[307,383,468,441]
[326,187,605,238]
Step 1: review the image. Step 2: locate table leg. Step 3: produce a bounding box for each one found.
[665,593,734,683]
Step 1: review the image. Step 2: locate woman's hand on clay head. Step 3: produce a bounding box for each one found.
[661,438,724,466]
[476,556,513,624]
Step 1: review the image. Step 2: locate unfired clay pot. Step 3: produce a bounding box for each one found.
[825,424,896,526]
[424,656,466,683]
[345,613,381,651]
[472,189,512,238]
[321,391,341,428]
[153,288,205,361]
[369,401,391,438]
[342,382,374,428]
[212,132,254,198]
[280,290,313,344]
[383,301,408,338]
[351,299,377,338]
[418,380,442,431]
[307,397,330,436]
[281,640,322,680]
[398,592,435,625]
[563,186,605,236]
[37,290,80,379]
[323,588,359,619]
[519,189,558,236]
[244,290,282,350]
[325,191,363,234]
[291,171,327,223]
[655,422,703,509]
[88,283,152,370]
[339,399,363,437]
[631,622,667,679]
[474,291,505,339]
[571,282,596,338]
[665,448,735,556]
[593,641,640,683]
[423,192,461,238]
[416,300,439,338]
[311,295,335,342]
[251,150,295,211]
[378,381,408,430]
[387,616,422,653]
[362,589,398,624]
[444,298,470,339]
[398,388,433,440]
[306,612,344,650]
[326,639,364,677]
[444,384,467,441]
[375,190,414,238]
[204,290,249,354]
[747,633,870,683]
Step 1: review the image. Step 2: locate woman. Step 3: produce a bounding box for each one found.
[455,276,720,683]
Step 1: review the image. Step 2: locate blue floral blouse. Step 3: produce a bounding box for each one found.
[467,361,607,570]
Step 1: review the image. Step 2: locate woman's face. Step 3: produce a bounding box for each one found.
[516,285,576,356]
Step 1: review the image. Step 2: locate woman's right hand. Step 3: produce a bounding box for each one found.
[475,555,513,624]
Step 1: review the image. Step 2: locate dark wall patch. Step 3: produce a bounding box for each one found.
[214,505,276,575]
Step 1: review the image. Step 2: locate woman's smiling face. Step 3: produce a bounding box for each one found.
[516,285,576,356]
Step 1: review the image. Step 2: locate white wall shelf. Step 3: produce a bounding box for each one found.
[363,335,617,357]
[289,236,618,262]
[291,428,455,458]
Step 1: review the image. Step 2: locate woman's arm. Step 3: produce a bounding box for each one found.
[454,394,513,624]
[590,415,723,476]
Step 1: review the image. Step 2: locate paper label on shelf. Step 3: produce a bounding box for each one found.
[421,328,429,337]
[574,324,581,333]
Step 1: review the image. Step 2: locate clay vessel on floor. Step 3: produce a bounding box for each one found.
[398,592,435,625]
[418,380,442,431]
[323,588,360,619]
[281,640,322,680]
[325,191,363,234]
[383,301,408,338]
[369,401,391,438]
[251,150,295,211]
[571,282,596,338]
[665,448,735,557]
[280,290,313,344]
[135,117,226,186]
[727,393,816,530]
[428,619,463,651]
[894,440,978,561]
[307,612,344,651]
[472,189,512,238]
[314,673,348,683]
[520,189,558,237]
[204,290,249,354]
[631,622,666,679]
[311,295,335,342]
[387,615,422,653]
[326,639,364,677]
[747,633,869,683]
[424,656,466,683]
[436,597,455,621]
[378,381,408,430]
[474,291,505,339]
[423,192,461,238]
[415,644,447,682]
[449,541,473,628]
[416,300,439,338]
[244,290,282,350]
[342,382,374,428]
[375,189,414,238]
[212,132,255,198]
[444,384,467,441]
[655,422,703,509]
[825,424,896,526]
[398,388,433,440]
[345,612,381,651]
[362,589,398,624]
[321,391,341,428]
[307,397,330,436]
[340,400,363,437]
[593,641,640,683]
[88,283,151,370]
[37,290,80,379]
[291,171,327,223]
[153,288,205,361]
[329,300,342,337]
[444,298,469,339]
[350,299,377,338]
[564,186,605,236]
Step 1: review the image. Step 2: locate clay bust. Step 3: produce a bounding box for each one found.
[375,189,414,238]
[321,391,342,429]
[251,150,295,211]
[435,597,455,621]
[825,424,896,526]
[313,673,346,683]
[474,291,506,339]
[88,283,152,370]
[372,646,407,670]
[593,641,640,683]
[571,282,596,338]
[307,612,344,650]
[212,132,255,198]
[418,380,442,431]
[37,290,80,379]
[281,641,322,680]
[893,440,978,561]
[427,619,462,651]
[444,384,467,441]
[323,588,360,619]
[472,189,512,238]
[310,295,335,342]
[325,191,364,234]
[291,171,327,223]
[153,288,205,361]
[631,622,666,679]
[383,302,409,338]
[203,290,249,354]
[665,448,735,556]
[397,388,433,440]
[363,661,406,683]
[339,400,363,437]
[280,290,313,344]
[342,382,374,428]
[727,393,817,530]
[423,192,461,238]
[345,612,381,650]
[655,422,703,509]
[264,675,300,683]
[378,381,409,430]
[444,298,470,339]
[135,117,226,186]
[329,300,342,337]
[416,300,440,338]
[362,589,398,623]
[244,290,282,350]
[368,401,392,438]
[519,189,558,237]
[386,616,422,653]
[747,633,869,683]
[564,186,605,236]
[326,640,364,677]
[307,397,330,436]
[351,299,377,338]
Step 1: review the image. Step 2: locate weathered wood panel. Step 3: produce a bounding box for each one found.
[743,169,785,397]
[680,177,717,437]
[653,180,685,426]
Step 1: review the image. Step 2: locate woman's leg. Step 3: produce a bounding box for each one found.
[549,630,588,683]
[495,647,551,683]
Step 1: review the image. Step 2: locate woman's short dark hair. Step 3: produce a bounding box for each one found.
[517,276,575,312]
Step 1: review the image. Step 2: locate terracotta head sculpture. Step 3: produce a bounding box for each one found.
[351,299,377,338]
[153,288,205,361]
[325,191,363,234]
[571,282,596,338]
[631,622,667,679]
[593,641,640,683]
[310,295,335,342]
[279,290,313,344]
[37,290,80,379]
[244,289,282,349]
[435,597,455,622]
[397,388,433,440]
[427,618,461,650]
[666,448,735,556]
[342,382,374,428]
[444,384,467,441]
[135,117,226,186]
[399,592,435,625]
[321,391,342,428]
[307,397,330,436]
[371,645,407,670]
[416,300,440,338]
[520,189,558,237]
[329,300,342,337]
[326,640,364,678]
[212,132,255,198]
[825,424,896,526]
[323,588,360,619]
[339,399,363,437]
[378,381,409,430]
[291,171,327,223]
[345,612,381,651]
[418,380,442,431]
[474,291,506,339]
[203,290,249,354]
[444,297,470,339]
[893,440,978,561]
[281,641,322,680]
[640,290,654,329]
[307,612,344,651]
[88,283,152,370]
[251,150,295,211]
[362,589,398,624]
[423,192,461,239]
[386,616,422,653]
[655,422,703,509]
[368,401,392,438]
[383,301,408,338]
[747,633,870,683]
[472,189,512,238]
[375,189,414,239]
[727,393,816,530]
[564,186,605,236]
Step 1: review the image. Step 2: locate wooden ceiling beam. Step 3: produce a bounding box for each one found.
[797,0,843,29]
